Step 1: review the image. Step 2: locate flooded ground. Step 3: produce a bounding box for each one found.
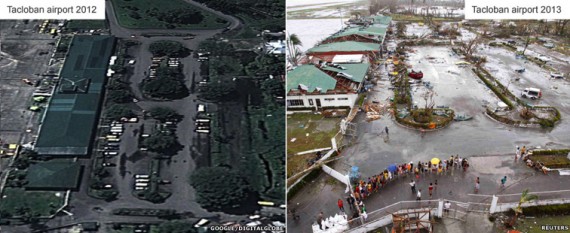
[337,45,570,176]
[406,23,432,37]
[287,19,348,52]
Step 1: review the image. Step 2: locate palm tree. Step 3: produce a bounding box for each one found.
[289,34,302,47]
[287,33,303,66]
[510,189,538,227]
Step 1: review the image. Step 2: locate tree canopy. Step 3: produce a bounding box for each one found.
[156,220,198,233]
[190,167,250,210]
[149,107,181,122]
[141,132,182,155]
[198,77,236,101]
[149,40,191,57]
[106,104,135,120]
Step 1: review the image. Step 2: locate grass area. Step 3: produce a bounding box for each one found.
[515,215,570,233]
[529,155,570,168]
[238,103,286,201]
[110,0,228,29]
[287,113,340,155]
[287,153,315,178]
[0,188,65,217]
[357,93,367,107]
[66,20,107,30]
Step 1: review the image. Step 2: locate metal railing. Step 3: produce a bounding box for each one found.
[346,200,439,231]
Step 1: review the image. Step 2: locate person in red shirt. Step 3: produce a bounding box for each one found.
[338,199,344,212]
[428,183,434,197]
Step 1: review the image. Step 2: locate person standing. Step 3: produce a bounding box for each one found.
[337,199,345,212]
[317,212,324,230]
[501,176,507,188]
[385,126,389,135]
[444,201,451,215]
[454,155,459,168]
[346,196,354,210]
[475,177,480,193]
[410,180,416,194]
[416,189,422,201]
[521,146,527,158]
[515,145,520,161]
[428,183,434,197]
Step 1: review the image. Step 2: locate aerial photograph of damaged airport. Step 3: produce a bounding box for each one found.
[286,0,570,232]
[0,0,285,232]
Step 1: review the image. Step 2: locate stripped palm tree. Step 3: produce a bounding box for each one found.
[287,33,303,66]
[510,189,538,227]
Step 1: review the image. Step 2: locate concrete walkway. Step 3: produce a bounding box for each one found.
[287,154,570,233]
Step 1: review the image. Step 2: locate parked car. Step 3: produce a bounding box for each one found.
[537,55,551,62]
[102,163,116,167]
[514,67,525,73]
[104,151,118,156]
[544,43,555,48]
[521,88,542,100]
[550,72,564,79]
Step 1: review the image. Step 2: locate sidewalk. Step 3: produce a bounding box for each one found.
[287,154,570,233]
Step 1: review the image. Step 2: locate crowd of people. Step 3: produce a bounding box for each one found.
[323,155,474,228]
[349,155,470,204]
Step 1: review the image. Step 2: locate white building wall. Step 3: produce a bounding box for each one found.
[287,93,358,109]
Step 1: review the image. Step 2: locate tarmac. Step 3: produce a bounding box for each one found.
[287,154,570,233]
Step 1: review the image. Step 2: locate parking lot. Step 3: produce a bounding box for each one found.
[477,46,570,113]
[406,46,498,115]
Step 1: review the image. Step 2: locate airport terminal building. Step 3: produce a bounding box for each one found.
[34,35,116,157]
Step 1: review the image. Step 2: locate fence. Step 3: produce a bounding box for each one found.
[345,200,439,233]
[339,189,570,233]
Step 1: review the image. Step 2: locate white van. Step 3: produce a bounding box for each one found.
[197,104,206,113]
[521,88,542,100]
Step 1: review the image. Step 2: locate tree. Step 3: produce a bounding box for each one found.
[190,167,251,211]
[149,40,191,58]
[462,35,481,59]
[141,132,181,155]
[157,221,198,233]
[149,107,181,122]
[554,20,569,36]
[199,77,236,101]
[369,0,397,14]
[143,191,168,203]
[289,34,302,47]
[142,77,189,100]
[108,90,132,103]
[105,104,135,120]
[510,189,538,227]
[261,78,284,98]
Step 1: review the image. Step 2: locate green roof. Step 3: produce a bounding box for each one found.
[322,63,370,83]
[35,35,115,156]
[370,15,392,25]
[331,25,388,39]
[307,41,380,53]
[287,65,337,93]
[26,162,82,190]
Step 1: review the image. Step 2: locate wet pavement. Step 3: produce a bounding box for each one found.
[288,155,570,233]
[341,46,570,176]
